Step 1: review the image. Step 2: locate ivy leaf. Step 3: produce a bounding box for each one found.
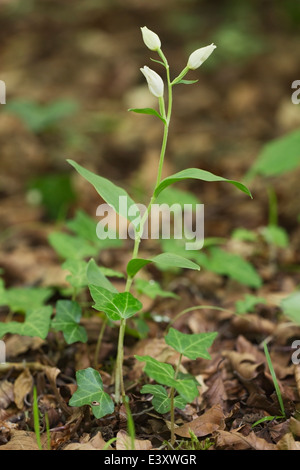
[127,253,200,278]
[128,108,166,124]
[174,378,199,403]
[165,328,217,360]
[154,168,252,199]
[86,259,118,293]
[48,232,97,260]
[0,284,53,313]
[141,384,171,414]
[260,226,289,248]
[196,247,262,288]
[89,286,142,320]
[0,306,52,339]
[69,368,114,419]
[135,355,176,387]
[67,160,141,229]
[134,279,178,300]
[52,300,87,344]
[66,209,122,249]
[62,259,88,288]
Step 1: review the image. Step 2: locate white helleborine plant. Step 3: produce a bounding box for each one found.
[187,43,217,70]
[141,26,161,51]
[140,66,164,98]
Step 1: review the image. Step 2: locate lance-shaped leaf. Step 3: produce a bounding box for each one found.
[165,328,217,360]
[154,168,252,198]
[52,300,87,344]
[67,160,141,229]
[89,286,142,320]
[141,384,187,414]
[127,253,200,278]
[128,108,166,124]
[69,368,114,419]
[0,306,52,339]
[87,259,118,293]
[135,355,176,387]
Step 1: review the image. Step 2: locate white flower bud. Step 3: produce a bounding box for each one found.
[140,66,164,98]
[187,43,217,70]
[141,26,161,51]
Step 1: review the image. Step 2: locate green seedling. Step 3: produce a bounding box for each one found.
[137,327,217,445]
[67,26,251,406]
[252,341,286,427]
[235,294,266,315]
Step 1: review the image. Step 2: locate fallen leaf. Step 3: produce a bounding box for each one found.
[232,314,275,336]
[5,335,45,358]
[14,369,33,409]
[223,351,264,380]
[290,417,300,438]
[175,404,225,438]
[277,432,300,450]
[116,430,152,450]
[294,365,300,399]
[0,380,14,409]
[215,430,276,450]
[63,432,110,450]
[0,430,47,450]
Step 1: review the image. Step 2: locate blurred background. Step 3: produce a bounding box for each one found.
[0,0,300,281]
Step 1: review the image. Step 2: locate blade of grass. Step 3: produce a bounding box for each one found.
[124,396,135,450]
[263,342,286,417]
[33,386,43,450]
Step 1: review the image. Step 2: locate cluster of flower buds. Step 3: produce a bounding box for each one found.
[140,26,216,99]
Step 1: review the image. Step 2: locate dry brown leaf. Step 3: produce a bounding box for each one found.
[0,380,14,409]
[116,430,152,450]
[277,432,300,450]
[223,351,264,380]
[14,369,33,409]
[63,432,110,450]
[232,314,275,336]
[290,417,300,438]
[0,430,47,450]
[175,404,225,438]
[5,335,45,358]
[215,430,276,450]
[205,372,228,409]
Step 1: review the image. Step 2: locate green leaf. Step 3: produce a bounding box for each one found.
[150,58,165,67]
[135,355,175,387]
[165,328,217,360]
[0,284,53,313]
[235,294,266,315]
[261,226,289,248]
[134,278,179,300]
[128,108,166,124]
[127,253,200,278]
[0,306,52,339]
[247,130,300,178]
[48,232,97,260]
[98,267,125,279]
[86,259,118,293]
[52,300,87,344]
[231,228,258,242]
[174,378,199,403]
[62,259,88,288]
[89,286,142,320]
[67,160,141,229]
[69,368,114,419]
[66,210,122,249]
[281,291,300,324]
[141,384,171,414]
[154,168,252,199]
[196,247,262,288]
[155,187,201,210]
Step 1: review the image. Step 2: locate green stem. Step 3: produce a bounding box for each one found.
[94,316,107,369]
[170,353,182,446]
[114,48,173,403]
[267,185,278,226]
